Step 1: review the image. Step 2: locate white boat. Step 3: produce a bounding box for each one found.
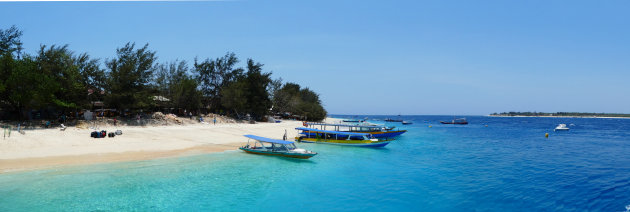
[554,124,569,131]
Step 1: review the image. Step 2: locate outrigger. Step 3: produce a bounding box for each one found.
[239,135,317,159]
[304,122,406,139]
[295,127,391,147]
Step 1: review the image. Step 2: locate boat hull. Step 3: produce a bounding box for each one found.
[296,137,391,147]
[239,148,316,159]
[440,121,468,125]
[367,130,407,138]
[303,130,406,139]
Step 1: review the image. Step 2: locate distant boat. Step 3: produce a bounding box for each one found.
[440,118,468,125]
[385,114,403,122]
[554,124,569,131]
[342,119,363,123]
[402,121,412,125]
[239,135,317,159]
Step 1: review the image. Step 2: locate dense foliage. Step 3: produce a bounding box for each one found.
[0,26,326,121]
[490,112,630,118]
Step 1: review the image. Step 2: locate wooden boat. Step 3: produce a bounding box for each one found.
[440,118,468,125]
[402,121,412,125]
[342,119,363,123]
[295,127,391,147]
[239,135,317,159]
[305,122,406,139]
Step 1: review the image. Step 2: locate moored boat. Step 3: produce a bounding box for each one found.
[440,118,468,125]
[305,122,406,139]
[402,121,412,125]
[295,127,391,147]
[554,124,569,131]
[239,135,317,159]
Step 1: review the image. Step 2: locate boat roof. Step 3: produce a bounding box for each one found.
[295,127,371,136]
[306,122,384,129]
[244,135,294,145]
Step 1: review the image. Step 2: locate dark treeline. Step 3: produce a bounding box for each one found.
[490,112,630,118]
[0,26,326,121]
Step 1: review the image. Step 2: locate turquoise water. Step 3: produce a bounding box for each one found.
[2,115,630,211]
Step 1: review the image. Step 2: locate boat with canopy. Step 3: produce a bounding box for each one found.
[440,118,468,125]
[304,122,406,139]
[295,127,391,147]
[239,135,317,159]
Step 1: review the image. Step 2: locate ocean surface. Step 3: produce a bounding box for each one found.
[2,115,630,211]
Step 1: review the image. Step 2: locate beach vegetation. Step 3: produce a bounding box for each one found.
[272,82,327,121]
[490,111,630,118]
[0,26,327,122]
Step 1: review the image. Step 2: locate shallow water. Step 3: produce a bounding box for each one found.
[1,115,630,211]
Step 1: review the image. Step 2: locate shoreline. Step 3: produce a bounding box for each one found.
[487,115,630,119]
[0,143,242,174]
[0,117,342,174]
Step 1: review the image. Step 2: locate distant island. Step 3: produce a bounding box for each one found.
[489,112,630,118]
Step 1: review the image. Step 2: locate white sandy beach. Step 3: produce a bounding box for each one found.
[0,118,341,173]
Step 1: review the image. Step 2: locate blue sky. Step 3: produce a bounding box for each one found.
[1,0,629,115]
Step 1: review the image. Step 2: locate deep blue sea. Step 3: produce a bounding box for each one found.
[2,115,630,211]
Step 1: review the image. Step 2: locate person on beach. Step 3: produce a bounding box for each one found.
[113,118,117,126]
[213,117,216,125]
[189,112,193,120]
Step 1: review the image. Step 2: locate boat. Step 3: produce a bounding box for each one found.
[385,114,403,122]
[440,118,468,125]
[554,124,569,131]
[402,121,412,125]
[342,119,363,123]
[239,135,317,159]
[295,127,391,147]
[304,122,406,139]
[385,118,403,122]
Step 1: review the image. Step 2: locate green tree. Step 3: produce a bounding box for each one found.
[36,45,84,109]
[105,43,157,111]
[154,60,201,111]
[221,59,272,121]
[272,82,327,121]
[0,25,23,57]
[0,25,24,110]
[194,52,242,112]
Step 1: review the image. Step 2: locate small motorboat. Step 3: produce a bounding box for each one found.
[239,135,317,159]
[554,124,570,131]
[402,121,413,125]
[440,118,468,125]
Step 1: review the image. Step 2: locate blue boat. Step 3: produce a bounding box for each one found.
[305,122,406,139]
[295,127,391,147]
